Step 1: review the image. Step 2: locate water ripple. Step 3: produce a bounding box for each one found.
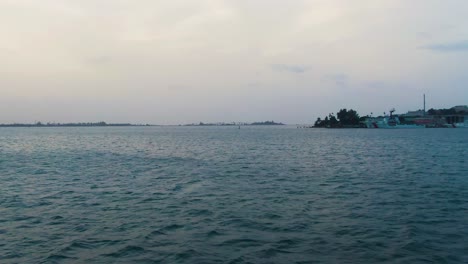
[0,127,467,263]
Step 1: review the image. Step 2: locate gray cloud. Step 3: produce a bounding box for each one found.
[364,80,387,89]
[88,56,112,64]
[1,1,468,124]
[271,64,309,74]
[422,40,468,52]
[323,74,348,87]
[416,32,432,39]
[166,84,190,92]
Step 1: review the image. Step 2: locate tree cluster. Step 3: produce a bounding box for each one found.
[427,108,467,115]
[314,108,361,128]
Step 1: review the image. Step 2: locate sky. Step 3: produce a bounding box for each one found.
[1,0,468,124]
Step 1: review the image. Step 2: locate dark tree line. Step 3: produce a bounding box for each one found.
[314,108,362,128]
[427,108,467,115]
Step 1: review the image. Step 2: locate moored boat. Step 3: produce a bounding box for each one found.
[454,121,468,128]
[365,109,425,129]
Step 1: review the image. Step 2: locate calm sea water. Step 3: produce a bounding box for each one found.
[0,126,467,263]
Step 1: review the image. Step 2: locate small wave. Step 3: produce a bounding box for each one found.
[12,215,36,221]
[185,208,213,217]
[103,245,146,258]
[144,229,167,239]
[141,196,165,203]
[173,249,201,261]
[161,224,184,231]
[218,238,265,248]
[262,213,282,220]
[44,253,77,263]
[33,169,48,175]
[256,248,292,258]
[59,240,96,254]
[275,238,303,249]
[72,224,88,232]
[227,256,255,264]
[206,230,222,238]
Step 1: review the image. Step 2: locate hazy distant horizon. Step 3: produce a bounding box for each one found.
[1,0,468,125]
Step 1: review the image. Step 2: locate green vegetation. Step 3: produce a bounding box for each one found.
[314,108,361,128]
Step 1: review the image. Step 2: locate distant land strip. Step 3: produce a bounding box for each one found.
[0,121,286,127]
[182,121,285,126]
[0,122,155,127]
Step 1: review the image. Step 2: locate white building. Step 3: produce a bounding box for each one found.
[403,110,425,117]
[451,105,468,113]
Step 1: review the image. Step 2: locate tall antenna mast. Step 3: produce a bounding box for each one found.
[423,94,426,116]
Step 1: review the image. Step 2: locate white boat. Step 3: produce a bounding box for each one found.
[454,121,468,128]
[365,109,425,129]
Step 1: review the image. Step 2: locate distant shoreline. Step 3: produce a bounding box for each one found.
[0,122,155,127]
[0,121,287,127]
[183,121,285,126]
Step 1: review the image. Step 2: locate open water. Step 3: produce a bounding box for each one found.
[0,126,467,263]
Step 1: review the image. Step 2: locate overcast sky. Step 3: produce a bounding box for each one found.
[1,0,468,124]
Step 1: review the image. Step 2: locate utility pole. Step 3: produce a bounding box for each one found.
[423,94,426,116]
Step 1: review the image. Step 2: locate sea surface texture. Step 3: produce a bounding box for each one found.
[0,127,467,263]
